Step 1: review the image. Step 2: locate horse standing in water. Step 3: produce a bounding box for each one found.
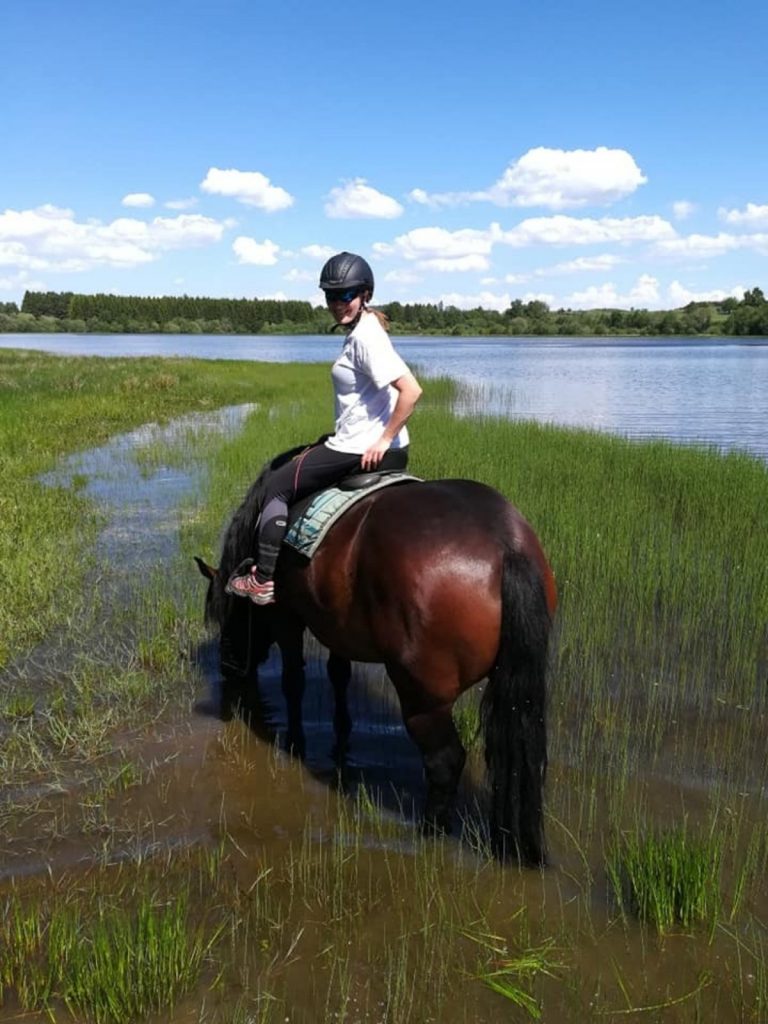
[197,453,557,865]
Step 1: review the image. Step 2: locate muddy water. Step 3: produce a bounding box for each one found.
[2,410,766,1023]
[3,404,450,879]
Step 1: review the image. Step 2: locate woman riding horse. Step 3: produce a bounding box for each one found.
[202,252,556,865]
[226,251,422,606]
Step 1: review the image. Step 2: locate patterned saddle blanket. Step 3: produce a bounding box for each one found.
[284,472,421,558]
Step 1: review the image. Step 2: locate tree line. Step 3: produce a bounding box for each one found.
[1,287,767,337]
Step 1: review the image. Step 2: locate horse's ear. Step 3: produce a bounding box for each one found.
[194,556,218,580]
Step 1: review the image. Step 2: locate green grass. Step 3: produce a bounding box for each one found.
[606,826,723,933]
[1,351,767,1022]
[467,929,562,1019]
[0,881,218,1022]
[0,347,328,667]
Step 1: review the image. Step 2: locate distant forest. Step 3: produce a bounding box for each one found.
[2,287,767,337]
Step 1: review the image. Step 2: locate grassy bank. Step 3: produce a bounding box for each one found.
[1,351,766,1022]
[0,348,328,666]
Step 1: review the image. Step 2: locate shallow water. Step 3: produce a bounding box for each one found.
[5,405,761,868]
[2,406,766,1022]
[39,404,257,569]
[2,406,436,882]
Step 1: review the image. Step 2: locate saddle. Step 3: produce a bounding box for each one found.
[284,470,421,558]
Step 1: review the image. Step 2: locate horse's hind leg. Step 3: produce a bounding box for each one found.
[389,667,466,835]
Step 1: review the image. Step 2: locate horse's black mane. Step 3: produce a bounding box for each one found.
[208,443,307,625]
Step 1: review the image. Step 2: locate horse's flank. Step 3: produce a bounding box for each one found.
[281,479,554,681]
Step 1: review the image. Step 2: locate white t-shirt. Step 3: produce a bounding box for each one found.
[325,312,410,455]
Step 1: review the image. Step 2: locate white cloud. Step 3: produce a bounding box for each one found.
[499,254,622,284]
[718,202,768,228]
[672,200,696,220]
[374,217,669,282]
[566,274,660,309]
[121,192,155,208]
[487,147,647,209]
[422,289,556,312]
[423,254,490,272]
[501,214,676,247]
[654,232,761,259]
[0,205,229,272]
[324,179,403,219]
[200,167,294,211]
[0,269,46,292]
[667,281,745,306]
[432,290,513,312]
[164,197,198,210]
[283,268,315,282]
[410,147,647,211]
[300,243,336,260]
[375,225,499,266]
[143,215,227,250]
[543,253,624,274]
[0,240,48,270]
[407,187,458,210]
[384,268,423,284]
[232,236,281,265]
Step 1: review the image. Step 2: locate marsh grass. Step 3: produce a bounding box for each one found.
[0,348,327,668]
[0,883,218,1023]
[606,826,723,933]
[174,374,767,1019]
[2,352,767,1021]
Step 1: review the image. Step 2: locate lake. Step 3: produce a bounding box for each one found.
[3,332,767,461]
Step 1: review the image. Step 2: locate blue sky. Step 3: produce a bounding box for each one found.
[2,0,767,312]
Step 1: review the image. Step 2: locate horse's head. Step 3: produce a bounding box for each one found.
[196,444,308,677]
[194,554,274,678]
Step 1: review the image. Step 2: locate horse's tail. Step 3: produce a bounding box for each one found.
[480,547,551,866]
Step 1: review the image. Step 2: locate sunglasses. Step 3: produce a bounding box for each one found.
[325,287,360,303]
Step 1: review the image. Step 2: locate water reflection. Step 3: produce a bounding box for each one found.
[40,404,256,571]
[4,333,767,460]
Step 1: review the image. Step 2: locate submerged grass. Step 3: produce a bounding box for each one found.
[1,350,767,1021]
[466,928,563,1019]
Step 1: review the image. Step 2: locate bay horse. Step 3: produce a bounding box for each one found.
[196,448,557,865]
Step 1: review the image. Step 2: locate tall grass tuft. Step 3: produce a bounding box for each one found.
[607,827,723,933]
[0,888,215,1023]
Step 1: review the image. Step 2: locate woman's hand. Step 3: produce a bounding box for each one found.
[361,437,390,470]
[360,372,422,470]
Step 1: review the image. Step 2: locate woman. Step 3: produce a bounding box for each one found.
[226,251,422,606]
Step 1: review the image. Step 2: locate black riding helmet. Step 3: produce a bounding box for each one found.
[319,252,374,299]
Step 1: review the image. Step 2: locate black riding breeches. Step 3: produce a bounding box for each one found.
[254,443,409,581]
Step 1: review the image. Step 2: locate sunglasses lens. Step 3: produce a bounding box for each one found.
[327,288,358,303]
